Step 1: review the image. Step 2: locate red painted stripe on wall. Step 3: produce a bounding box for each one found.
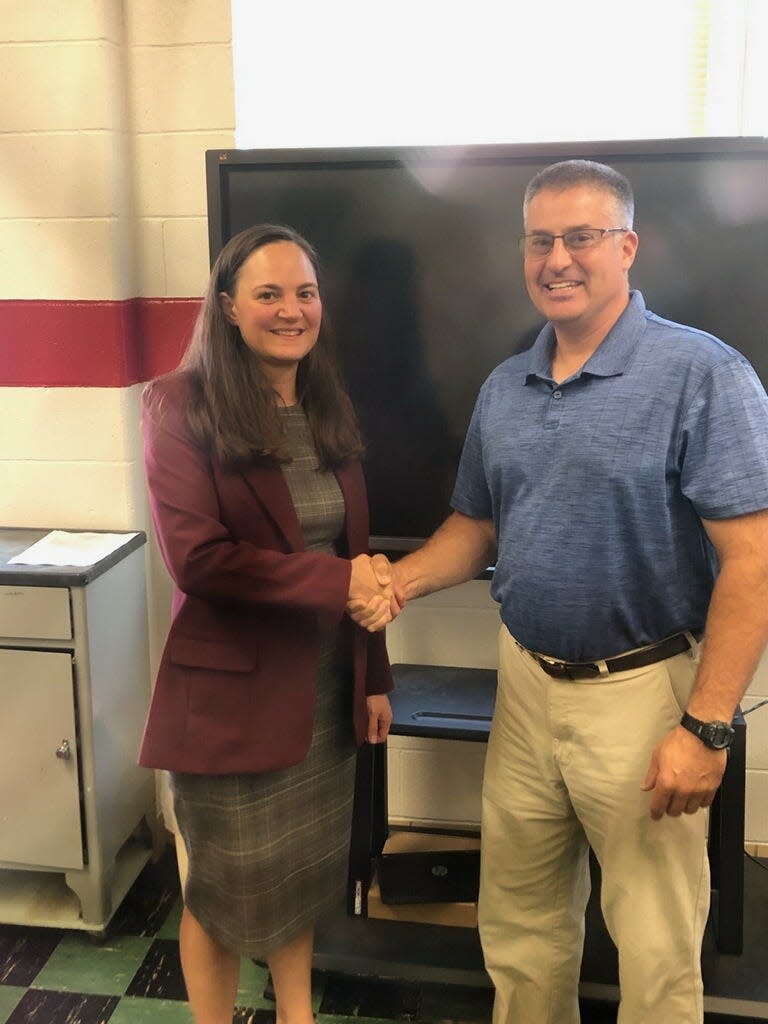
[0,298,201,387]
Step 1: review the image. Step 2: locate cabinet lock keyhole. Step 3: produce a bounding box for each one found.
[56,739,72,760]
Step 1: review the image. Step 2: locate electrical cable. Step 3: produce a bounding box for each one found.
[745,850,768,873]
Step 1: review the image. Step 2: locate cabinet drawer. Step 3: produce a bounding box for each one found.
[0,586,72,640]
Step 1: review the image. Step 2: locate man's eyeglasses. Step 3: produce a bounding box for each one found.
[519,227,629,258]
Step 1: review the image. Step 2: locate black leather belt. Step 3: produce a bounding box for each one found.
[530,631,702,680]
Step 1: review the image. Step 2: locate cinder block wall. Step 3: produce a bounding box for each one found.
[0,0,234,671]
[1,1,143,529]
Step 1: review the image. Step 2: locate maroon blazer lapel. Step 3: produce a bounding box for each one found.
[336,461,369,557]
[236,457,369,560]
[238,463,306,551]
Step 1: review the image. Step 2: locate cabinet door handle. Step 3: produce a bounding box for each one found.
[55,739,72,760]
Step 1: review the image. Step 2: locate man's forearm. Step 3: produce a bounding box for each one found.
[686,510,768,721]
[393,511,497,602]
[685,561,768,721]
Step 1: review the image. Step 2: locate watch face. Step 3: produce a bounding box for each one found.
[705,722,734,749]
[680,713,734,749]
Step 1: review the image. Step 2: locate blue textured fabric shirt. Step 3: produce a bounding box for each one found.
[451,290,768,662]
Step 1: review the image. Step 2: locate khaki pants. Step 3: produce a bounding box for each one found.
[479,627,709,1024]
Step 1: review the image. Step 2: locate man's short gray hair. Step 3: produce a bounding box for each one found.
[523,159,635,228]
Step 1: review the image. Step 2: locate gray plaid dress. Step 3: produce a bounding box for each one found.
[170,405,358,957]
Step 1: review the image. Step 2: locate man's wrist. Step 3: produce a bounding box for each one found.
[680,711,734,750]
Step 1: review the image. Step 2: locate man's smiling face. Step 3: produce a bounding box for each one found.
[523,185,638,338]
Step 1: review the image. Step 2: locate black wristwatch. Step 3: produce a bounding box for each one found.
[680,712,734,750]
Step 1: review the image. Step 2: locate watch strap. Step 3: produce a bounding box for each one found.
[680,711,734,750]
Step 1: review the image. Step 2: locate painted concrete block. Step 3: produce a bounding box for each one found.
[745,770,768,844]
[0,0,122,43]
[0,386,142,462]
[747,647,768,698]
[133,219,168,297]
[134,213,208,298]
[125,0,231,45]
[128,44,234,133]
[744,696,768,771]
[132,131,233,218]
[0,220,130,300]
[0,458,142,530]
[0,133,124,219]
[1,42,120,131]
[161,217,210,296]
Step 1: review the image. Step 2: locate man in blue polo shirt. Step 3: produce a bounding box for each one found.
[359,160,768,1024]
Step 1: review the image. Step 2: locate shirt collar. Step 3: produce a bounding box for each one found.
[525,290,647,385]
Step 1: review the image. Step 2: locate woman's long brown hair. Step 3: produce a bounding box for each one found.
[159,224,363,469]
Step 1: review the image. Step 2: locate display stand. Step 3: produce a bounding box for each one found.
[348,663,746,955]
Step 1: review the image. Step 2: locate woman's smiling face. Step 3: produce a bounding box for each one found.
[220,240,322,370]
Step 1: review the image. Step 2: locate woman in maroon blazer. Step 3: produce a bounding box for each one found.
[140,224,394,1024]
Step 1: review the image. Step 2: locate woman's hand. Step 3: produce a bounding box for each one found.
[366,693,393,743]
[347,554,397,631]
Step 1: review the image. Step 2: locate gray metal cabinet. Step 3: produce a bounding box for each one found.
[0,529,156,933]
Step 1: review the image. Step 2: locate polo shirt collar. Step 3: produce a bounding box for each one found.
[525,290,647,384]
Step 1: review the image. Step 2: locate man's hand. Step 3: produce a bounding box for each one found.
[371,553,406,619]
[366,693,393,743]
[346,554,396,632]
[641,725,727,820]
[348,512,497,632]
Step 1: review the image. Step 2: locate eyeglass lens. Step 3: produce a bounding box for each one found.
[521,228,626,257]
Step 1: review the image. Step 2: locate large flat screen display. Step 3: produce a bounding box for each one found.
[206,138,768,550]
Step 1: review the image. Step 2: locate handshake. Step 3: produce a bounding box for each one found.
[346,553,404,632]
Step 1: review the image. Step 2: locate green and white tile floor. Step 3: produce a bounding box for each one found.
[6,844,767,1023]
[0,845,498,1024]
